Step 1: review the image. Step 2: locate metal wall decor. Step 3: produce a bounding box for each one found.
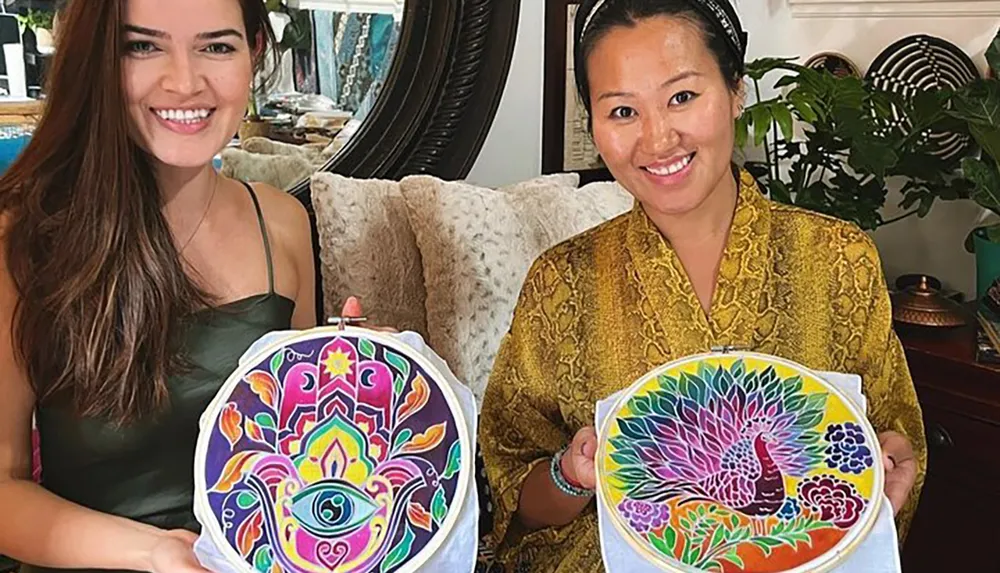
[865,34,980,163]
[804,51,861,78]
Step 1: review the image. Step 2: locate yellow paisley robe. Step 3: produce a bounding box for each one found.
[479,169,927,572]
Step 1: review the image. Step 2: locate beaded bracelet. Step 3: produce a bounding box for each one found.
[550,447,594,498]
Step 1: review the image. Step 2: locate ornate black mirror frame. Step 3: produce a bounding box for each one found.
[288,0,521,322]
[288,0,520,196]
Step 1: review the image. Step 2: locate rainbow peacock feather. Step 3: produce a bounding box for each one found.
[599,354,881,573]
[196,331,470,573]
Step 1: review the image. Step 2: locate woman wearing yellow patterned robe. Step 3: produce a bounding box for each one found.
[479,1,926,571]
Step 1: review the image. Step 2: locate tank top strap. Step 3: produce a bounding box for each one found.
[240,181,275,294]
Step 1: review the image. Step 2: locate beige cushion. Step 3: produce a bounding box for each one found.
[310,172,429,336]
[400,173,633,404]
[220,148,315,190]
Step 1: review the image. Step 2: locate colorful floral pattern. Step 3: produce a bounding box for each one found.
[617,499,671,533]
[824,422,875,475]
[197,332,468,573]
[599,354,881,572]
[798,474,866,529]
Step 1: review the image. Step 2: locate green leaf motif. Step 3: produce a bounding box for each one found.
[610,451,640,466]
[805,392,828,411]
[442,441,462,480]
[236,490,259,510]
[630,395,651,415]
[723,548,745,569]
[385,350,411,382]
[392,429,413,453]
[649,529,674,557]
[254,412,276,430]
[785,394,806,412]
[269,351,283,376]
[664,526,677,552]
[380,524,415,573]
[253,545,273,573]
[709,525,727,549]
[359,338,376,360]
[431,485,448,527]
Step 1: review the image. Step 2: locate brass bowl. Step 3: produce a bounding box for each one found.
[891,276,967,327]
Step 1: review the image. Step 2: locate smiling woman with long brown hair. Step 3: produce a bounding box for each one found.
[0,0,321,571]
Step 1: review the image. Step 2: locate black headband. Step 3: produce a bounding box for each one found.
[574,0,748,109]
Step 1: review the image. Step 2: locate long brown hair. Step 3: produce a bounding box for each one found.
[0,0,277,425]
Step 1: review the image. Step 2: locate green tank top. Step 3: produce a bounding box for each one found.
[23,182,295,573]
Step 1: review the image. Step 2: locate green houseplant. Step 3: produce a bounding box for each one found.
[949,29,1000,298]
[736,57,967,231]
[17,9,55,53]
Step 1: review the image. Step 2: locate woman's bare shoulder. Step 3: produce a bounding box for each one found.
[242,181,311,242]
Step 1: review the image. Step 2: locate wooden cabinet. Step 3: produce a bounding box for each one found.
[897,323,1000,573]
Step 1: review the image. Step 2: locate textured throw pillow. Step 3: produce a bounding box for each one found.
[400,173,633,405]
[311,172,429,336]
[220,148,315,190]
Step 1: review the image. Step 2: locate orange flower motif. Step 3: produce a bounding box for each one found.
[220,402,243,448]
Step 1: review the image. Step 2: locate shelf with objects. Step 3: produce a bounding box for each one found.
[0,0,57,174]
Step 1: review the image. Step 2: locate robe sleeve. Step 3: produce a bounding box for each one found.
[854,238,928,542]
[479,254,582,563]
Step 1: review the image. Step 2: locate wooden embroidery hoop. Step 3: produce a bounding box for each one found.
[595,350,885,573]
[193,325,474,573]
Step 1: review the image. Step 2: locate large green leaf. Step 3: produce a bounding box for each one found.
[771,102,795,141]
[744,57,801,81]
[787,90,819,123]
[734,113,750,150]
[751,104,772,147]
[970,122,1000,169]
[964,156,1000,216]
[951,81,1000,128]
[850,135,899,179]
[987,30,1000,78]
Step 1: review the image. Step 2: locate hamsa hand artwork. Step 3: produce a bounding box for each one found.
[598,353,883,573]
[195,330,470,573]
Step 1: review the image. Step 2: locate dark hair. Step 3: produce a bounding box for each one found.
[575,0,745,115]
[0,0,277,425]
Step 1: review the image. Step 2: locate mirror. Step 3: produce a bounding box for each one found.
[219,0,404,191]
[0,0,57,100]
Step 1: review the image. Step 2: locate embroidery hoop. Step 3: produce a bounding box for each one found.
[192,325,474,573]
[596,350,885,573]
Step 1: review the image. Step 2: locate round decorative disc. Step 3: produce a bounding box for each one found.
[597,352,883,573]
[804,52,861,79]
[195,328,472,573]
[865,34,980,162]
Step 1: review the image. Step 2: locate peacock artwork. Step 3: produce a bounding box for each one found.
[194,329,471,573]
[598,353,883,573]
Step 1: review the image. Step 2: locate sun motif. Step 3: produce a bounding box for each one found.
[323,349,354,377]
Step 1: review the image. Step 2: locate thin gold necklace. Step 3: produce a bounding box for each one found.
[178,171,219,254]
